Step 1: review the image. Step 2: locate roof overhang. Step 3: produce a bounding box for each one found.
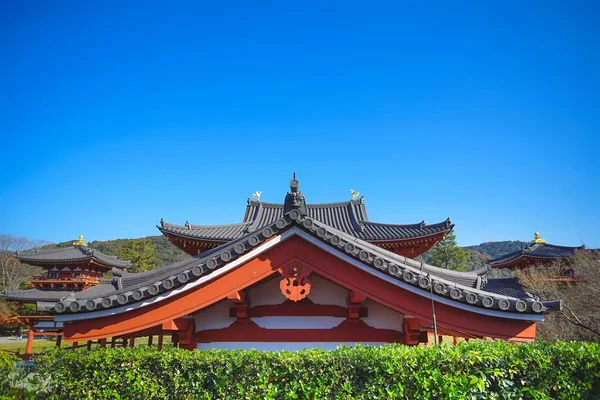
[56,227,543,323]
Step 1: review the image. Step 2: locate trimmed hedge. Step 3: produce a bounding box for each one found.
[2,341,600,399]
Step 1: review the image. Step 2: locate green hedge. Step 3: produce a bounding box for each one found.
[2,341,599,399]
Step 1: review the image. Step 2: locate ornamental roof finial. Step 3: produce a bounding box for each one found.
[532,232,546,244]
[73,235,87,247]
[283,173,307,216]
[350,189,360,200]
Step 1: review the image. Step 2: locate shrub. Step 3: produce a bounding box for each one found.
[2,341,600,399]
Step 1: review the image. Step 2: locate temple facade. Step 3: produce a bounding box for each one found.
[3,180,561,354]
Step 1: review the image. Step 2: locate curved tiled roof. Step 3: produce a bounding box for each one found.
[159,197,453,243]
[15,246,131,269]
[488,243,584,267]
[24,208,559,318]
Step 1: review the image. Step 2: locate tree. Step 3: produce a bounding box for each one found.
[119,238,157,273]
[515,249,600,341]
[0,234,44,291]
[428,231,470,271]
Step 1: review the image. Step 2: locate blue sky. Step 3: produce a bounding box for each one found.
[0,1,598,248]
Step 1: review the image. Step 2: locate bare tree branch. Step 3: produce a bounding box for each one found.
[515,249,600,341]
[0,234,45,291]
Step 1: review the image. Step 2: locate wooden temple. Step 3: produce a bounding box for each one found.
[488,232,583,278]
[4,236,130,356]
[3,180,561,355]
[15,236,131,291]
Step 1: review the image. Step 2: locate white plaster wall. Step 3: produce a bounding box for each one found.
[194,300,235,332]
[247,278,285,306]
[253,316,346,329]
[197,342,388,351]
[361,299,404,331]
[306,276,348,307]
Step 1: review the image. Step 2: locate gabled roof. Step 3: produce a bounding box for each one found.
[158,198,453,243]
[27,205,559,319]
[15,246,131,269]
[488,242,584,268]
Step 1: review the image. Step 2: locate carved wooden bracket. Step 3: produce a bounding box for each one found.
[227,291,250,322]
[279,261,312,302]
[347,291,366,322]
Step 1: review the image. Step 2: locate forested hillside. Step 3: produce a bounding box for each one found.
[419,240,528,270]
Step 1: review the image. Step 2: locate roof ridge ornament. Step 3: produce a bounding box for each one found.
[532,232,546,244]
[72,235,87,247]
[350,189,360,200]
[283,173,308,217]
[252,191,262,202]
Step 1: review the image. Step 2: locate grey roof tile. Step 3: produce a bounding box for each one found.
[16,246,131,269]
[482,278,531,299]
[2,289,76,302]
[489,243,584,266]
[159,198,453,243]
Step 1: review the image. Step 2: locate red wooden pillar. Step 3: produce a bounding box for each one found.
[99,338,107,348]
[87,340,93,350]
[157,334,164,351]
[24,327,34,357]
[72,341,78,349]
[148,335,153,346]
[129,337,135,348]
[56,335,62,348]
[111,337,117,348]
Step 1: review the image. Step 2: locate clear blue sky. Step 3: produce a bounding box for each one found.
[1,1,598,248]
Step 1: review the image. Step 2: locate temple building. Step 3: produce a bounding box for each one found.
[3,236,130,355]
[13,236,130,293]
[3,179,561,354]
[158,197,453,258]
[488,233,583,277]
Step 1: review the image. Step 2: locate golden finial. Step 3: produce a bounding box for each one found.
[532,232,546,244]
[72,235,87,247]
[350,189,360,200]
[252,191,262,201]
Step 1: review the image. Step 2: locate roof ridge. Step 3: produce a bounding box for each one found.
[159,220,252,230]
[542,243,585,250]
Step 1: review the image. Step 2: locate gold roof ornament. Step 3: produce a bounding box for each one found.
[350,189,360,200]
[73,235,87,247]
[252,191,262,201]
[532,232,546,244]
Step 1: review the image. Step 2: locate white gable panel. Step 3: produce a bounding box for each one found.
[361,299,403,330]
[194,300,235,332]
[247,278,285,306]
[306,276,348,307]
